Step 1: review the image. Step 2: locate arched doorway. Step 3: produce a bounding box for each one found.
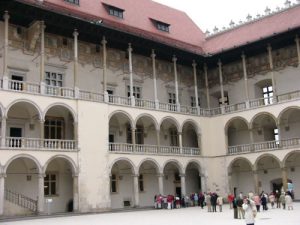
[163,161,182,198]
[185,161,201,195]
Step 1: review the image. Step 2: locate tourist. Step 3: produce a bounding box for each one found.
[217,195,223,212]
[269,192,275,208]
[199,192,205,209]
[242,197,257,225]
[237,196,245,219]
[194,193,199,206]
[253,194,261,212]
[280,192,286,210]
[285,192,293,210]
[228,193,234,209]
[205,192,212,212]
[275,190,281,208]
[261,194,267,211]
[211,193,218,212]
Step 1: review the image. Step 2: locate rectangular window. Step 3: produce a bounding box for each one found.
[139,175,144,192]
[44,117,64,139]
[111,174,117,193]
[168,93,176,104]
[263,86,273,105]
[156,21,170,32]
[170,128,178,146]
[274,128,279,144]
[127,86,141,99]
[108,6,124,18]
[44,173,57,196]
[191,96,200,107]
[65,0,79,5]
[45,72,63,87]
[10,75,24,91]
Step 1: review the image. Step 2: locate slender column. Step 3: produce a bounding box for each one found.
[39,119,44,139]
[1,116,7,147]
[73,175,79,212]
[180,174,186,197]
[250,129,254,151]
[172,55,180,110]
[218,60,225,105]
[200,174,206,192]
[295,35,300,65]
[102,36,108,98]
[192,60,200,113]
[133,174,139,207]
[37,173,45,214]
[156,129,160,147]
[197,133,201,150]
[128,43,135,106]
[0,173,6,216]
[253,170,259,194]
[281,167,288,192]
[3,11,10,78]
[151,50,159,109]
[73,122,78,148]
[131,128,136,152]
[204,64,210,109]
[178,132,182,154]
[228,172,233,194]
[73,29,79,98]
[157,173,164,195]
[267,44,277,102]
[241,53,250,108]
[40,21,46,94]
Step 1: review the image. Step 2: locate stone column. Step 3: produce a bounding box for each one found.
[151,50,159,109]
[200,174,206,193]
[102,36,108,99]
[40,21,46,94]
[228,172,233,194]
[1,116,7,147]
[253,170,259,194]
[133,174,139,207]
[192,60,200,114]
[267,44,277,102]
[157,173,164,195]
[281,167,288,192]
[73,29,79,97]
[204,64,210,109]
[73,174,79,212]
[0,173,6,216]
[180,174,186,197]
[3,11,10,90]
[131,128,136,151]
[172,55,180,111]
[295,35,300,65]
[128,43,135,106]
[73,122,78,148]
[218,60,225,104]
[197,133,202,151]
[37,173,45,214]
[156,129,160,148]
[178,132,182,154]
[241,53,250,108]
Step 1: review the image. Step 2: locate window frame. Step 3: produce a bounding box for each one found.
[44,117,65,140]
[127,85,142,99]
[156,21,170,32]
[45,71,64,87]
[64,0,80,6]
[44,172,58,197]
[111,174,118,193]
[263,85,273,105]
[108,6,124,19]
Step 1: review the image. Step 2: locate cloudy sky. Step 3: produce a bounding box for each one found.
[153,0,294,32]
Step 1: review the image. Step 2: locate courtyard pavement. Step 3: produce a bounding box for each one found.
[1,203,299,225]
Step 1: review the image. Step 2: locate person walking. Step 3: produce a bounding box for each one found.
[205,193,212,212]
[285,192,293,210]
[275,190,281,208]
[261,194,267,211]
[253,194,261,212]
[242,198,257,225]
[280,192,286,210]
[217,195,223,212]
[211,193,218,212]
[237,196,245,219]
[269,192,275,209]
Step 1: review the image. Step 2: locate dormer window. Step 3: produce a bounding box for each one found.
[64,0,79,5]
[151,19,170,32]
[108,6,124,18]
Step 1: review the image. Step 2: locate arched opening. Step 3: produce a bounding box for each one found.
[227,118,250,146]
[110,159,135,209]
[44,157,75,213]
[229,158,253,195]
[160,118,179,147]
[185,162,201,195]
[279,108,300,140]
[284,151,300,200]
[163,161,181,198]
[182,121,198,148]
[138,160,159,207]
[135,115,157,146]
[251,113,277,143]
[5,156,40,216]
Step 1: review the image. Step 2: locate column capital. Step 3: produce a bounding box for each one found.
[172,55,177,63]
[157,173,164,178]
[203,63,208,70]
[217,59,222,66]
[295,34,299,42]
[72,173,79,178]
[281,166,287,171]
[151,49,156,58]
[3,11,10,20]
[241,52,246,59]
[39,119,45,123]
[179,173,186,178]
[1,115,7,120]
[267,43,272,51]
[192,60,197,68]
[101,36,107,45]
[38,173,46,178]
[132,174,139,178]
[252,170,258,174]
[0,173,7,178]
[128,43,133,52]
[73,29,79,37]
[40,20,46,30]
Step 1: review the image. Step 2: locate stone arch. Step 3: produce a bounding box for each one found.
[5,99,42,120]
[137,158,161,174]
[109,110,134,128]
[0,102,4,117]
[225,116,250,135]
[282,150,300,167]
[134,113,159,131]
[254,153,282,170]
[250,112,277,129]
[162,159,183,174]
[43,102,77,123]
[3,154,42,174]
[159,116,180,132]
[228,157,253,174]
[277,106,300,123]
[43,154,78,175]
[185,159,202,174]
[109,157,137,175]
[180,119,200,135]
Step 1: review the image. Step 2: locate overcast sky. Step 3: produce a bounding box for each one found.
[153,0,295,32]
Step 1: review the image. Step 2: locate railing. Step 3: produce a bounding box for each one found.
[8,80,40,94]
[109,143,200,156]
[135,98,156,109]
[46,85,75,98]
[108,95,131,105]
[224,102,247,113]
[5,189,37,212]
[79,90,104,102]
[159,103,177,112]
[228,137,300,155]
[277,90,300,102]
[5,137,77,151]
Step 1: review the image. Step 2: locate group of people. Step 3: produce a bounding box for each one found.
[154,192,223,211]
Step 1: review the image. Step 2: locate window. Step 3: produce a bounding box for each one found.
[65,0,79,5]
[108,6,124,18]
[126,125,143,144]
[107,89,114,103]
[274,128,279,144]
[111,174,117,193]
[10,75,24,91]
[45,72,63,87]
[191,96,200,107]
[219,96,229,106]
[168,93,176,104]
[44,173,57,196]
[156,21,170,32]
[127,86,141,99]
[263,85,273,105]
[44,117,64,139]
[170,128,178,146]
[139,175,144,192]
